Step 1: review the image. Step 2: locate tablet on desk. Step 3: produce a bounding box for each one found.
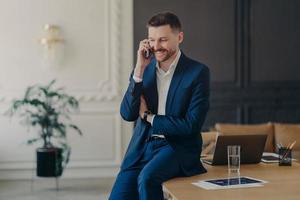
[207,177,263,186]
[192,176,268,190]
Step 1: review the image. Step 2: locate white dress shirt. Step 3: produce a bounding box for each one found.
[155,50,181,116]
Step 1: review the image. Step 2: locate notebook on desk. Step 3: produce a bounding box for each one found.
[202,134,267,165]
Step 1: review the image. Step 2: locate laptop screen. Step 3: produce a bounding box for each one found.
[203,134,267,165]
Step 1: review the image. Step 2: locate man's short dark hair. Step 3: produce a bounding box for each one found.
[147,12,182,32]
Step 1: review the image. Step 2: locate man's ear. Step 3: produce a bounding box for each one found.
[178,31,184,43]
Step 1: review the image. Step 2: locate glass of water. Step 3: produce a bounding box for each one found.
[227,145,240,176]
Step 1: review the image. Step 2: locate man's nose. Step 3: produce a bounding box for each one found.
[153,41,160,50]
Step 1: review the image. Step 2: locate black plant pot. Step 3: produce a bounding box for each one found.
[36,147,63,177]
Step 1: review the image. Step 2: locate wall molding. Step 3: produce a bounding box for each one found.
[0,0,122,103]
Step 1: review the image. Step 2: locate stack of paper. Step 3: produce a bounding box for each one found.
[261,152,297,163]
[261,152,280,163]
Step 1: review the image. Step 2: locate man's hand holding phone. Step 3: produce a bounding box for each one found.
[134,39,153,79]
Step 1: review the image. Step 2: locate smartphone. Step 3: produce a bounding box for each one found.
[144,48,153,59]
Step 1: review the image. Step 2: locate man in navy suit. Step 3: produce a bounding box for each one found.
[109,12,210,200]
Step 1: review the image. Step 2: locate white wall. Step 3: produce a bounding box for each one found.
[0,0,133,179]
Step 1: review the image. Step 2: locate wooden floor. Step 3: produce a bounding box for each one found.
[0,178,114,200]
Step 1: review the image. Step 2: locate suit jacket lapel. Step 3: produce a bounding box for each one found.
[166,53,187,115]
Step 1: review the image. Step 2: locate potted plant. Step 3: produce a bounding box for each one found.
[7,80,82,177]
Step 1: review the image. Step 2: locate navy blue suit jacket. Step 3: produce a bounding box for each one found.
[120,52,210,176]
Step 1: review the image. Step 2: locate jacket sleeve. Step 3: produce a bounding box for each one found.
[120,73,143,121]
[152,66,210,136]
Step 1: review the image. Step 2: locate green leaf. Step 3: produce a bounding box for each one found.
[47,91,61,98]
[24,85,34,99]
[38,87,49,97]
[46,79,56,90]
[26,138,41,145]
[54,123,66,137]
[69,124,83,136]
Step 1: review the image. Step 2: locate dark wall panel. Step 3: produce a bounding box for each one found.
[205,105,242,125]
[250,0,300,82]
[134,0,237,83]
[134,0,300,130]
[248,105,300,124]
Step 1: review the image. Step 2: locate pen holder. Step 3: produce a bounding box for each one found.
[278,147,292,166]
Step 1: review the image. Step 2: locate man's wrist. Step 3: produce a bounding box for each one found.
[133,75,143,83]
[134,65,145,79]
[143,111,152,123]
[147,114,154,125]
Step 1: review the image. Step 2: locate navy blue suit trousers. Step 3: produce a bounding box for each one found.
[109,138,183,200]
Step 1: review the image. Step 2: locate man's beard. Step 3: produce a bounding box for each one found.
[154,48,177,63]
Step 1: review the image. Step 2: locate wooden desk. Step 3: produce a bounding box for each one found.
[163,163,300,200]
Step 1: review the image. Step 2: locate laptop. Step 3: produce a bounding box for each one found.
[202,134,267,165]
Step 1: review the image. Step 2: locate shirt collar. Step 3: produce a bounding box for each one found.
[156,50,181,75]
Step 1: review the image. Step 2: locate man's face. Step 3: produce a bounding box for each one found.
[148,25,183,63]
